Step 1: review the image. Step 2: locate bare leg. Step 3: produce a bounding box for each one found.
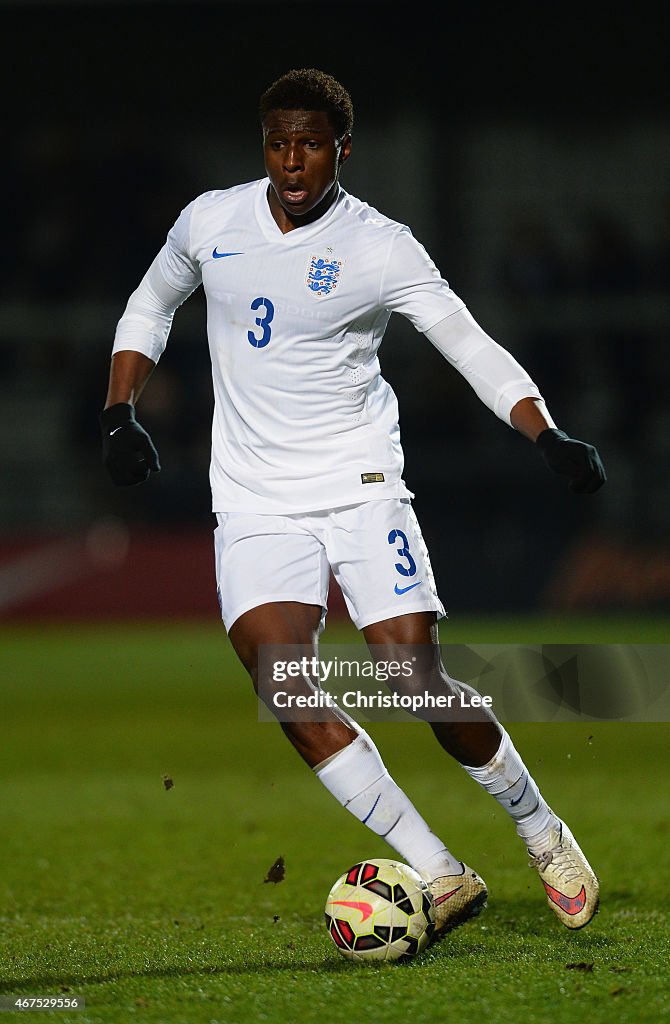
[228,600,357,767]
[227,600,468,890]
[362,610,570,872]
[363,611,502,767]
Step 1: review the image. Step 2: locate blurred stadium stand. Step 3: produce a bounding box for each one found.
[1,2,668,619]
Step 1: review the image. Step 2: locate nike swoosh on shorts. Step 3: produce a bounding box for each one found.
[394,581,422,595]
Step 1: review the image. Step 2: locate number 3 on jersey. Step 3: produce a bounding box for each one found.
[248,296,275,348]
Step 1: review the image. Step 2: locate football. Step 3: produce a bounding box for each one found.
[324,858,435,962]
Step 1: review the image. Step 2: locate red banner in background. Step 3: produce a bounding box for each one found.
[3,525,668,622]
[0,521,348,622]
[542,534,670,610]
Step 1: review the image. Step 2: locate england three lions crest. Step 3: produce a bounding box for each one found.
[306,255,342,297]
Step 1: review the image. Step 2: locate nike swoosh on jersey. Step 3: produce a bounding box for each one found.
[212,248,244,259]
[394,581,422,595]
[328,900,374,922]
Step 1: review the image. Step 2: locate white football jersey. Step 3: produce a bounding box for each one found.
[113,178,532,513]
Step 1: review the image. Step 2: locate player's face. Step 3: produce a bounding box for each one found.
[263,110,351,231]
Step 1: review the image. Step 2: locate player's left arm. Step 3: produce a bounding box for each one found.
[379,228,605,494]
[425,309,606,494]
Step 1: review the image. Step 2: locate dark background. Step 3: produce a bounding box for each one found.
[1,1,668,615]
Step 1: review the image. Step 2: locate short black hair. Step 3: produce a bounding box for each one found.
[259,68,354,139]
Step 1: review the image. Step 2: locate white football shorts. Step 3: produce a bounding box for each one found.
[213,498,446,632]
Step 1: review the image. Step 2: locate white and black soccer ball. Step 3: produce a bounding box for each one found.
[324,858,435,962]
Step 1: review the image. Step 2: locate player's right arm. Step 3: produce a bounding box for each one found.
[104,350,156,408]
[100,350,159,486]
[100,201,202,486]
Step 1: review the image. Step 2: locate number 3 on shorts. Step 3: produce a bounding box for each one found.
[248,296,275,348]
[387,528,417,578]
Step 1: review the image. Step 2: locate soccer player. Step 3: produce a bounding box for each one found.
[100,69,605,936]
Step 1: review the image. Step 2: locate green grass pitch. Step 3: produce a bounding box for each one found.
[1,617,669,1024]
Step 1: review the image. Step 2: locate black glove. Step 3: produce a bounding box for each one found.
[99,402,160,486]
[536,428,606,494]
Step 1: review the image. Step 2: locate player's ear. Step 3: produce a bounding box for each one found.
[339,134,352,166]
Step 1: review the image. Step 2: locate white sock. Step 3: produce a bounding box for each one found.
[461,730,558,853]
[315,731,462,881]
